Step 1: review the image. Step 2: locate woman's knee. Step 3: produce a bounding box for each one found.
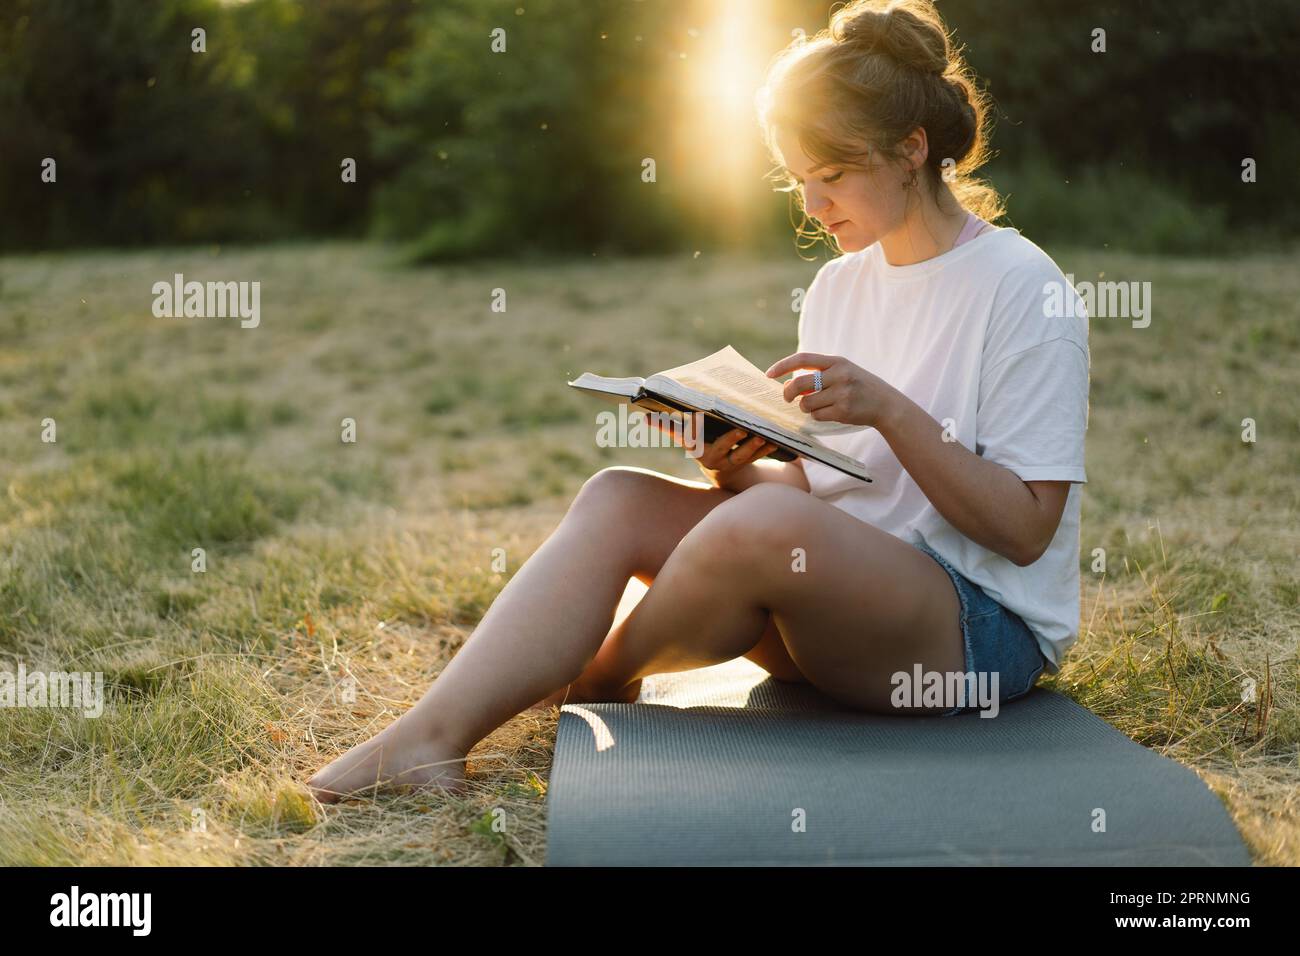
[679,483,814,568]
[571,466,651,514]
[568,467,713,571]
[573,465,719,517]
[722,482,813,540]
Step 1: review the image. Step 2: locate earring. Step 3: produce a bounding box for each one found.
[902,168,918,189]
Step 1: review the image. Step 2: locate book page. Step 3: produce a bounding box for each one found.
[566,372,645,400]
[651,345,863,437]
[567,353,872,483]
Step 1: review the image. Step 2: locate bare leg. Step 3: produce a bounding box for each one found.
[537,595,805,707]
[566,483,965,714]
[307,466,743,802]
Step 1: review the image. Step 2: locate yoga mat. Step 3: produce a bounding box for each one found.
[544,657,1251,866]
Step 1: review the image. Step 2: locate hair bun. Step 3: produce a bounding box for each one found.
[833,6,948,77]
[757,0,1005,227]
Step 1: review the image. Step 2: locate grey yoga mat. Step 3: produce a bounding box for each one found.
[543,656,1251,866]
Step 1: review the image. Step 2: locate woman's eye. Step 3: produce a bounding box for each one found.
[787,171,842,189]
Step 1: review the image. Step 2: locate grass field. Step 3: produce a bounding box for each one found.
[0,240,1296,865]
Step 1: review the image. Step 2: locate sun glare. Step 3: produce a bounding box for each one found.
[675,0,773,245]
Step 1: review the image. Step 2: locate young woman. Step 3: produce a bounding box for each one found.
[307,0,1089,802]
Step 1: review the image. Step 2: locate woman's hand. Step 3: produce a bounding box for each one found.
[765,351,902,429]
[649,417,777,490]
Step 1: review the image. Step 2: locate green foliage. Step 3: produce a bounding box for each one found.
[1,0,1297,252]
[0,0,416,248]
[943,0,1300,242]
[986,154,1232,254]
[368,0,685,260]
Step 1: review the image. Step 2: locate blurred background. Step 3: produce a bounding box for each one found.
[3,0,1298,259]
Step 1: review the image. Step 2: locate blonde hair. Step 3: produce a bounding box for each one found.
[755,0,1004,253]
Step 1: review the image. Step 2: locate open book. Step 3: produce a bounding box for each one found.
[568,345,872,483]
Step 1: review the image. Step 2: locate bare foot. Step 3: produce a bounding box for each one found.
[308,716,469,804]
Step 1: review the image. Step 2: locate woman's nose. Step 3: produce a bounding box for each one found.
[803,185,831,218]
[809,203,835,224]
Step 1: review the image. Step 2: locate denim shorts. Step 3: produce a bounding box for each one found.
[914,541,1048,716]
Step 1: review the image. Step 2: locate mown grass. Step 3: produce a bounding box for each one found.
[0,239,1295,865]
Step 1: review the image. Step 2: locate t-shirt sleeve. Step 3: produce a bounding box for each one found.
[975,336,1089,483]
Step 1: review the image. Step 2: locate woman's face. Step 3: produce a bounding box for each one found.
[774,127,909,253]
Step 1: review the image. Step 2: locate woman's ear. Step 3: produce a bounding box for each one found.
[899,126,929,176]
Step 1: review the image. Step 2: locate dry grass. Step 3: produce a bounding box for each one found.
[0,240,1295,865]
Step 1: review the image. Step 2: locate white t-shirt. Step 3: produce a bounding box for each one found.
[797,227,1089,673]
